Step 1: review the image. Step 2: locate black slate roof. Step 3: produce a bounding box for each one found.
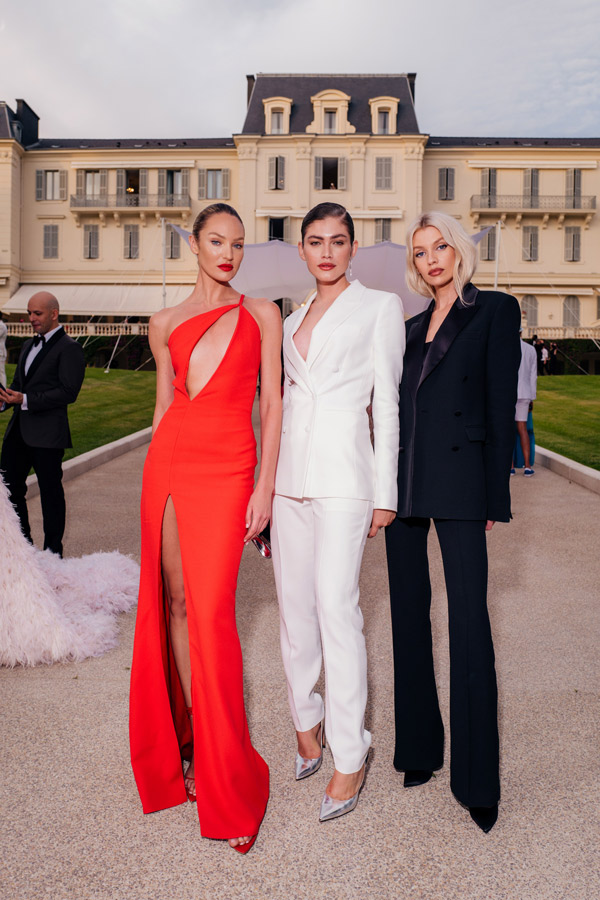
[0,102,16,140]
[427,136,600,148]
[28,137,235,151]
[241,74,420,135]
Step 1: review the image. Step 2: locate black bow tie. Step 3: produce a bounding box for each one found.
[33,334,46,347]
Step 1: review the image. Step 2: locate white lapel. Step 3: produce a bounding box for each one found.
[306,280,364,369]
[283,293,317,390]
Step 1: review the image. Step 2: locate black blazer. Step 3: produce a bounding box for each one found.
[396,283,521,522]
[4,327,85,449]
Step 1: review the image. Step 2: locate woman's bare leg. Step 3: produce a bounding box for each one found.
[162,498,250,845]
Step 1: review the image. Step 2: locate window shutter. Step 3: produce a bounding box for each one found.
[139,169,148,197]
[36,170,44,201]
[91,225,99,259]
[181,168,189,197]
[376,158,385,191]
[489,168,497,195]
[277,156,285,190]
[84,225,90,259]
[338,157,347,190]
[221,168,230,199]
[531,168,539,195]
[283,216,291,243]
[383,157,392,190]
[573,228,581,261]
[171,228,180,259]
[131,225,139,259]
[116,169,126,197]
[75,169,84,197]
[43,225,51,256]
[124,227,129,257]
[314,156,323,190]
[375,218,383,243]
[531,227,538,261]
[158,169,167,196]
[573,168,582,195]
[44,224,58,258]
[59,170,67,201]
[99,170,107,197]
[268,157,277,190]
[524,168,532,196]
[447,167,455,200]
[198,168,207,200]
[481,168,489,194]
[438,167,446,200]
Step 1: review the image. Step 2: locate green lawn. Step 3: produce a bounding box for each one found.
[534,376,600,470]
[0,365,156,461]
[1,367,598,471]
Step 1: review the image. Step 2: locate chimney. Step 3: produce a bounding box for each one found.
[15,99,39,145]
[407,73,416,103]
[246,75,255,107]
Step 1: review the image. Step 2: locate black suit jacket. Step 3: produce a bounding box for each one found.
[396,283,521,522]
[4,327,85,449]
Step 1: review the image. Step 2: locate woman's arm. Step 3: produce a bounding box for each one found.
[244,301,282,542]
[369,293,405,535]
[148,312,175,436]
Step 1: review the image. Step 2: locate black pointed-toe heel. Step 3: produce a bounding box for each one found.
[403,769,433,788]
[469,803,498,833]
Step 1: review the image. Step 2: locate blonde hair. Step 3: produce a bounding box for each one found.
[405,211,477,305]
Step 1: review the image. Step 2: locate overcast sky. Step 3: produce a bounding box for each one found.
[1,0,598,140]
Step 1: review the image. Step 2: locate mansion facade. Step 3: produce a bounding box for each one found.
[1,74,599,339]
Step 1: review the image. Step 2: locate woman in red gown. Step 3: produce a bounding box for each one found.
[129,204,282,853]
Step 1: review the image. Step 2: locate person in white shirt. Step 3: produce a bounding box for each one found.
[512,337,538,476]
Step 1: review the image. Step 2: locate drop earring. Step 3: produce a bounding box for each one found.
[348,259,353,278]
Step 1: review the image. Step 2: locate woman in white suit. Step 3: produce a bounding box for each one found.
[271,203,405,821]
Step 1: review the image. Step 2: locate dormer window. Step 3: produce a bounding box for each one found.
[324,110,337,134]
[378,110,390,135]
[263,97,293,135]
[307,90,355,135]
[369,96,399,134]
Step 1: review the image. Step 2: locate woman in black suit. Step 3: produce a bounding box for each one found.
[385,212,520,833]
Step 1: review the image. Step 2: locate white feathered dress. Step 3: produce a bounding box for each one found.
[0,475,139,667]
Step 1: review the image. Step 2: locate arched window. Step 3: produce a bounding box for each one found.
[563,295,580,326]
[521,294,538,327]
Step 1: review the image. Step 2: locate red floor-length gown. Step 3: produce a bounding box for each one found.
[129,296,269,839]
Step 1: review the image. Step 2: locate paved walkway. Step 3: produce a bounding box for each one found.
[1,443,599,900]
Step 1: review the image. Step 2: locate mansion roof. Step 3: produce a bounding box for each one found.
[242,73,420,135]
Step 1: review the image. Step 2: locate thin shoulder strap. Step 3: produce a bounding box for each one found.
[238,294,245,307]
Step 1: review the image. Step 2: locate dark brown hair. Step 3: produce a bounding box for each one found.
[301,202,355,244]
[192,203,243,241]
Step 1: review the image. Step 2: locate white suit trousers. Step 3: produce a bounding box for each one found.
[271,494,373,774]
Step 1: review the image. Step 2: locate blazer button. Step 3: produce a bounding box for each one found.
[399,446,405,453]
[454,410,462,417]
[451,446,460,452]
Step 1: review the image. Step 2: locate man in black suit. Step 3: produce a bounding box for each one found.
[0,292,85,556]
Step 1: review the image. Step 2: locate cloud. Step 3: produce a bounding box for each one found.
[0,0,598,138]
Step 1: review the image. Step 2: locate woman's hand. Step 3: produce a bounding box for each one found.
[486,520,495,532]
[244,485,272,543]
[368,508,395,538]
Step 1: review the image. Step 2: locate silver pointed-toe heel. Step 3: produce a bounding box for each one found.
[295,720,326,781]
[319,756,368,823]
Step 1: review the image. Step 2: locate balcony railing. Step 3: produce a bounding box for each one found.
[471,194,596,211]
[70,193,191,209]
[7,322,149,337]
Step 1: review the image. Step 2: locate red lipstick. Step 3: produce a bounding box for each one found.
[218,264,233,271]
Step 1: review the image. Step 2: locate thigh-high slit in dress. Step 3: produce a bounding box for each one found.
[129,296,269,839]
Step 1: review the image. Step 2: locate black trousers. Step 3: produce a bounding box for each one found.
[1,420,65,556]
[385,516,500,807]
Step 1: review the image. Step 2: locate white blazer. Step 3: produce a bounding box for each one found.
[275,280,405,510]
